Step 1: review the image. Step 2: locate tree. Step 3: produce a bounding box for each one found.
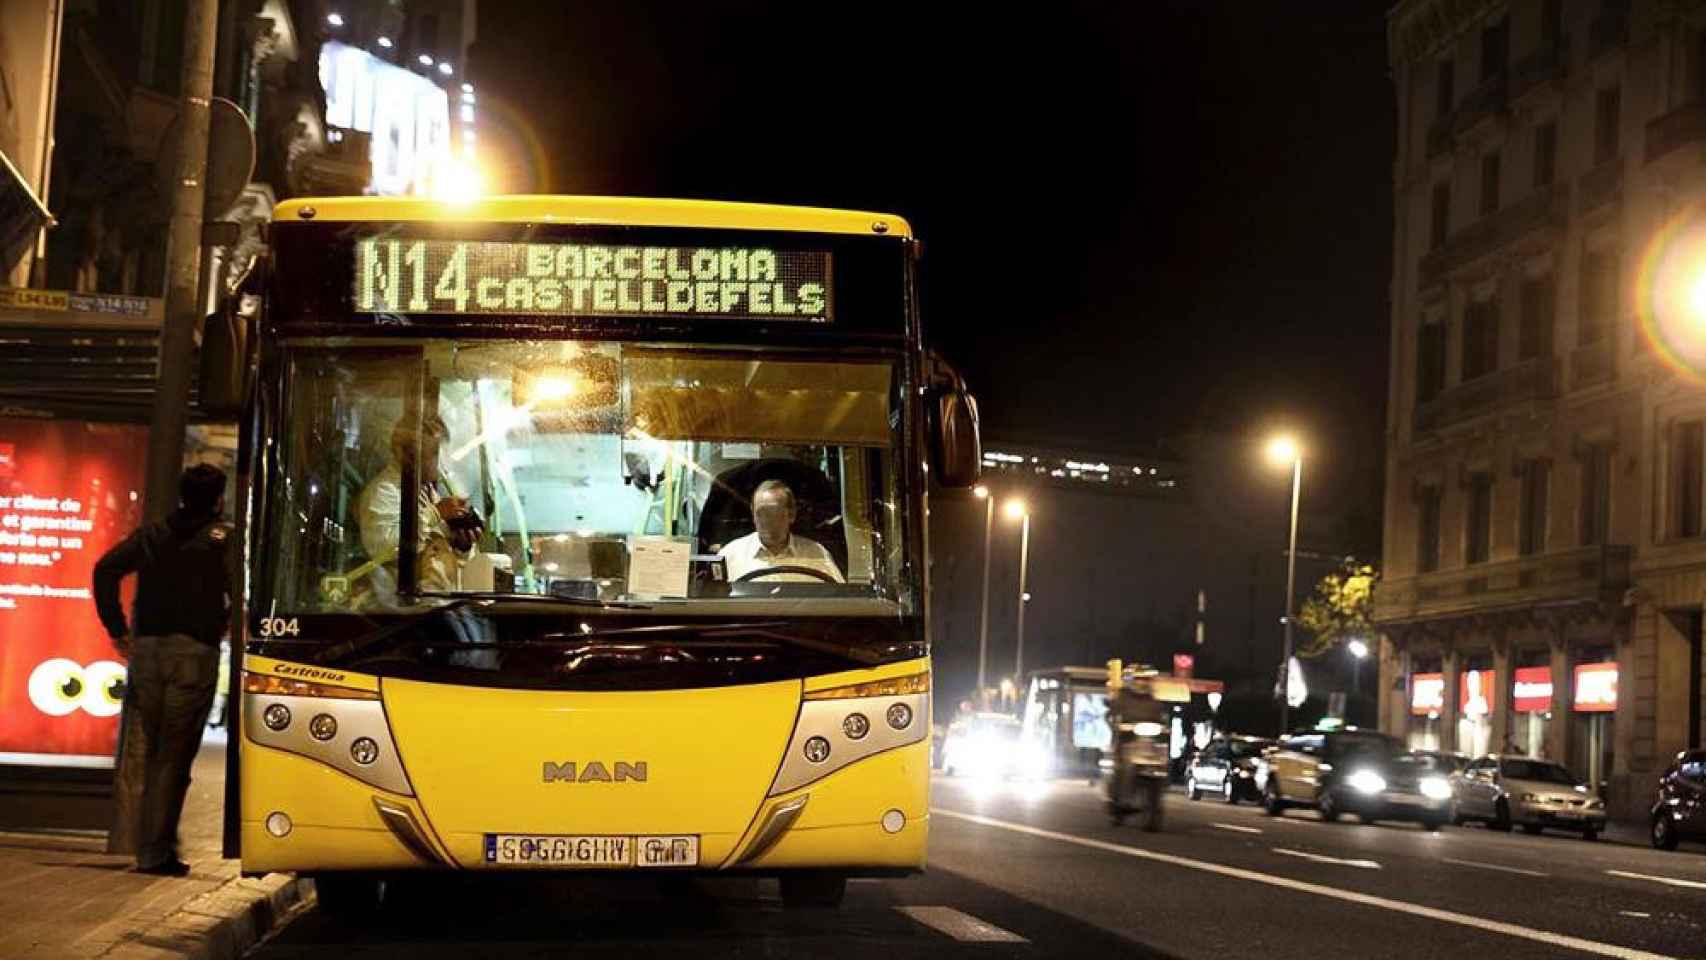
[1295,559,1378,659]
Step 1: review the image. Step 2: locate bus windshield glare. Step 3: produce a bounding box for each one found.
[264,338,911,616]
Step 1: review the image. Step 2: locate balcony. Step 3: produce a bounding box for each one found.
[1373,544,1631,626]
[1576,157,1622,213]
[1588,9,1628,61]
[1511,38,1568,101]
[1571,336,1616,389]
[1452,72,1508,137]
[1646,101,1706,164]
[1418,182,1569,288]
[1413,357,1558,433]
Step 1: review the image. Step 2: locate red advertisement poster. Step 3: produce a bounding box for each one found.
[1513,666,1553,712]
[1459,669,1496,718]
[1573,661,1618,713]
[0,418,147,765]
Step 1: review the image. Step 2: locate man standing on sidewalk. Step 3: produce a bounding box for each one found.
[92,465,233,876]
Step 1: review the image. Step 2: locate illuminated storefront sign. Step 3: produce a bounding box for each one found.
[1573,661,1618,712]
[319,41,450,196]
[1513,666,1553,712]
[1410,672,1444,715]
[1459,669,1495,718]
[0,418,147,766]
[353,239,833,321]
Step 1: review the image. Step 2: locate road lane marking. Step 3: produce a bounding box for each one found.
[895,906,1028,942]
[1212,822,1264,835]
[1620,912,1652,919]
[1443,857,1549,878]
[1272,847,1381,870]
[1606,870,1706,891]
[933,807,1681,960]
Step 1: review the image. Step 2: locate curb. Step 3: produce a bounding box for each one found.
[100,874,312,960]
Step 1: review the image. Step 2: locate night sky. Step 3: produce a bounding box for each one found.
[470,1,1395,526]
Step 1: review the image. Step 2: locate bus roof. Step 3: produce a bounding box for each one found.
[270,195,913,239]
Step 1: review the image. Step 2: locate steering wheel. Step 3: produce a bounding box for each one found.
[734,565,840,584]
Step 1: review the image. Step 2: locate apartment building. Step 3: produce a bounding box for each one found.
[1378,0,1706,821]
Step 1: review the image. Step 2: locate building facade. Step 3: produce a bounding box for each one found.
[1378,0,1706,821]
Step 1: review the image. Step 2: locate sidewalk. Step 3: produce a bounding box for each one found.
[0,734,309,959]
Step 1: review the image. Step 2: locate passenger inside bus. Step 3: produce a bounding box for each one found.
[716,479,844,582]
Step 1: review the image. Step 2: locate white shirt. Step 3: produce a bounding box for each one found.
[356,463,469,593]
[717,531,844,583]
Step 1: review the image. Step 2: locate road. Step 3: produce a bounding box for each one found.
[247,774,1706,959]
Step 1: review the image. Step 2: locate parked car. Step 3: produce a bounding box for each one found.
[1411,749,1469,777]
[1187,735,1273,803]
[1651,749,1706,851]
[1263,728,1454,829]
[1453,755,1606,840]
[941,713,1043,779]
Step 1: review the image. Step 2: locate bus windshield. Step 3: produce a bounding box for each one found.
[263,338,913,617]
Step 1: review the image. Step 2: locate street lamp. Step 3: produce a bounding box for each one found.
[1005,499,1031,684]
[1347,637,1369,702]
[1267,435,1303,735]
[974,485,994,703]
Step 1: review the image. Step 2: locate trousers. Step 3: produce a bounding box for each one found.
[127,634,219,868]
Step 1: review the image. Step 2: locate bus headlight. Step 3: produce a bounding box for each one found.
[769,669,931,796]
[309,713,338,741]
[262,703,292,731]
[803,737,831,764]
[1347,770,1386,794]
[843,713,870,740]
[350,737,380,766]
[886,703,913,730]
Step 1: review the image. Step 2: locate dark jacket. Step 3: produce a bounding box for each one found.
[92,508,235,647]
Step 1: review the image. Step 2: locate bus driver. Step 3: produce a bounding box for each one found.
[717,479,843,582]
[358,413,484,595]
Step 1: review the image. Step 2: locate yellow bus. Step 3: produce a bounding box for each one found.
[206,195,981,913]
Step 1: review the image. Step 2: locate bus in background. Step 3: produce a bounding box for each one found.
[203,195,982,912]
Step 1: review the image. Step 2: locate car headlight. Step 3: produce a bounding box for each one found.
[1419,776,1453,800]
[1519,792,1538,802]
[1347,770,1386,794]
[1588,799,1605,810]
[1133,721,1167,737]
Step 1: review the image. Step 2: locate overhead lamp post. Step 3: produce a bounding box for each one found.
[1267,435,1303,735]
[1347,636,1370,700]
[1005,499,1031,686]
[974,486,994,703]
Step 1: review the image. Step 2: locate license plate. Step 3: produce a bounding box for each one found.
[1553,809,1580,819]
[1387,794,1423,805]
[483,834,699,867]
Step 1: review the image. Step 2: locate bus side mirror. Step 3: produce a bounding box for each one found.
[198,295,252,418]
[931,388,982,488]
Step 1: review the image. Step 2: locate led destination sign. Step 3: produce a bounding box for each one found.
[354,239,832,321]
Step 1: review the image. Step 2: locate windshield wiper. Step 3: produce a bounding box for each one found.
[420,591,652,610]
[313,597,481,667]
[396,619,887,667]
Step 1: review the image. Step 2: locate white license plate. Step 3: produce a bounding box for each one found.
[1387,794,1423,805]
[1553,809,1580,819]
[483,834,699,868]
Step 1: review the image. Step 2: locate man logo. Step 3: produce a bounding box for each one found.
[543,761,648,783]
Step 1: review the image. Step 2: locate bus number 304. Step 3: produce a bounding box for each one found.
[257,617,301,637]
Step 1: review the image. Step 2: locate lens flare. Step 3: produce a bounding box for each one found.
[1637,202,1706,384]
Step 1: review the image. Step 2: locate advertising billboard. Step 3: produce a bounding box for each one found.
[1513,665,1554,712]
[1409,672,1444,715]
[0,418,146,766]
[1573,661,1618,712]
